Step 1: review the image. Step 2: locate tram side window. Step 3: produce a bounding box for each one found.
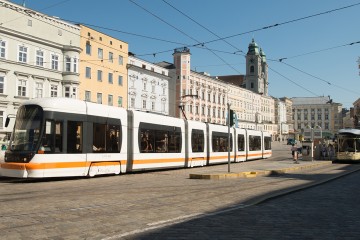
[168,131,181,153]
[93,123,106,152]
[264,136,271,150]
[93,123,121,153]
[212,132,233,152]
[139,126,181,153]
[140,130,155,153]
[40,120,63,153]
[249,135,261,151]
[238,134,245,151]
[67,121,83,153]
[191,130,204,152]
[155,130,168,153]
[106,124,120,153]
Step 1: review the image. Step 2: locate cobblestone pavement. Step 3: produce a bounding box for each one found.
[0,142,359,240]
[130,169,360,240]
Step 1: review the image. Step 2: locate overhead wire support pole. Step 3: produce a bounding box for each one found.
[227,102,231,173]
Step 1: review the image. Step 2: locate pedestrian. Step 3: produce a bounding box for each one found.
[321,143,327,160]
[291,144,299,163]
[328,144,334,160]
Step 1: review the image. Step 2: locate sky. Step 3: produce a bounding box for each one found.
[9,0,360,108]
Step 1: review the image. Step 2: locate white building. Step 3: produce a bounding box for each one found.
[0,1,81,138]
[292,96,342,138]
[274,98,289,141]
[127,55,170,115]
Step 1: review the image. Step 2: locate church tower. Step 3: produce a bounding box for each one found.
[245,39,268,96]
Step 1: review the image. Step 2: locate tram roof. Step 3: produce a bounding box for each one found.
[338,128,360,135]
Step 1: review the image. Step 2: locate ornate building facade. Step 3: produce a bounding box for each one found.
[0,0,81,138]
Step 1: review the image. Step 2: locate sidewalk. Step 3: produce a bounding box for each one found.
[189,141,333,180]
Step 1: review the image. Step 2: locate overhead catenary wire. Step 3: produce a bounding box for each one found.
[128,0,242,74]
[1,1,360,106]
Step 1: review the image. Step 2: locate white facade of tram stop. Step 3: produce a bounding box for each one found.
[302,125,323,160]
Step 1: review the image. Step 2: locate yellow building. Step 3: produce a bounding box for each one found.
[79,25,128,108]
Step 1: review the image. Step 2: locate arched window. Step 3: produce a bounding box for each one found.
[250,66,255,73]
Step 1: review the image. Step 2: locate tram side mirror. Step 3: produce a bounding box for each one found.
[5,114,16,128]
[5,117,10,127]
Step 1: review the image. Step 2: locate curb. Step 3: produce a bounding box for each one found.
[189,161,333,180]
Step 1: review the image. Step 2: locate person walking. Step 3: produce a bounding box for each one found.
[291,144,299,164]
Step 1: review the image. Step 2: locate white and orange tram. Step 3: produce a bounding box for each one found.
[0,98,272,178]
[336,128,360,162]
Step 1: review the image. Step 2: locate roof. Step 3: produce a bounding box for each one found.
[291,97,330,105]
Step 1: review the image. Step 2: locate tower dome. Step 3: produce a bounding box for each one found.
[247,38,260,55]
[260,48,266,62]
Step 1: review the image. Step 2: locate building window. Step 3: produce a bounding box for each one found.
[51,54,59,70]
[0,40,5,58]
[108,72,113,84]
[131,98,135,108]
[118,55,123,65]
[65,56,71,72]
[143,82,147,91]
[142,100,147,109]
[97,70,102,81]
[35,82,43,98]
[317,114,322,120]
[51,84,58,97]
[161,101,166,112]
[64,86,70,98]
[73,58,77,73]
[85,91,91,102]
[86,41,91,55]
[151,101,155,111]
[108,94,113,106]
[98,48,103,59]
[152,85,155,93]
[18,46,28,63]
[250,66,254,73]
[17,79,27,97]
[109,52,113,63]
[86,67,91,79]
[118,75,123,86]
[72,87,77,98]
[97,93,102,104]
[0,111,3,129]
[36,50,44,66]
[0,76,4,94]
[118,96,123,107]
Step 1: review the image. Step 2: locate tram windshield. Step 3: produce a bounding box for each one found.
[338,136,360,152]
[9,105,43,152]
